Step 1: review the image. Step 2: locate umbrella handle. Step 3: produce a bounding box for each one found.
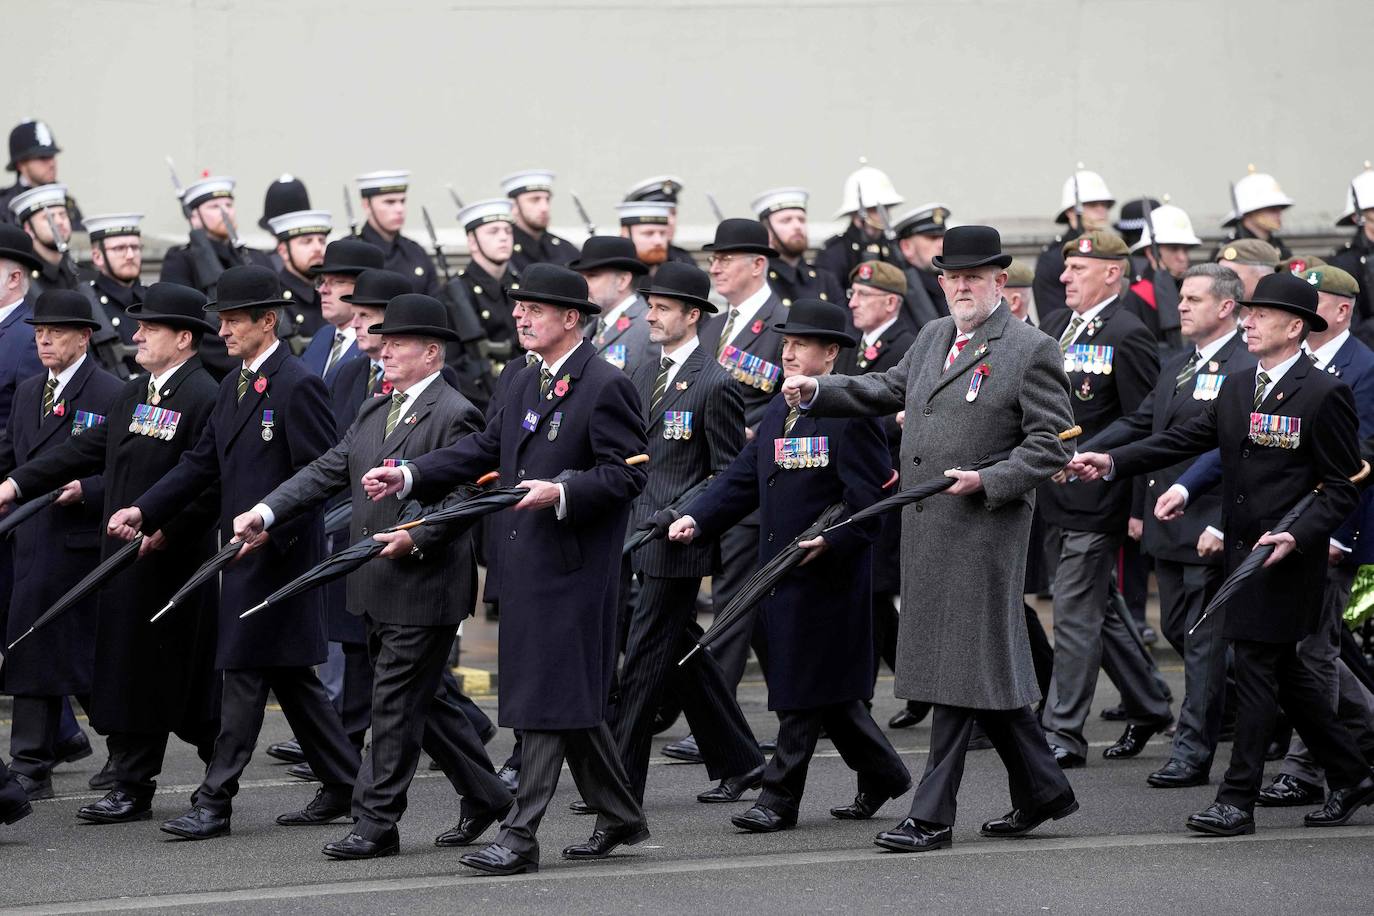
[476,470,500,486]
[627,454,649,466]
[1059,425,1082,441]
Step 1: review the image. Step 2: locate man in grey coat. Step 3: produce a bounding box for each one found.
[783,226,1079,853]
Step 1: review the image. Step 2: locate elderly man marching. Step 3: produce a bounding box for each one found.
[782,226,1079,852]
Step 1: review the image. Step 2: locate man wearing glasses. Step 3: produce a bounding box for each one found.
[81,214,147,374]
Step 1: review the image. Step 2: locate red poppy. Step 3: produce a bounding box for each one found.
[616,316,631,332]
[864,345,879,361]
[975,363,992,377]
[254,376,268,394]
[53,402,65,417]
[751,319,764,334]
[554,378,570,397]
[380,380,394,396]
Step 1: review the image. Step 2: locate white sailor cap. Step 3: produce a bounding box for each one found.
[355,170,410,197]
[456,198,514,232]
[893,202,953,238]
[267,209,333,240]
[84,213,144,241]
[624,176,682,205]
[501,170,556,198]
[182,175,236,210]
[751,187,809,217]
[8,183,69,222]
[617,201,674,226]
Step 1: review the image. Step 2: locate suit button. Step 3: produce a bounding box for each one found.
[767,533,774,542]
[517,469,526,479]
[914,504,923,512]
[767,479,775,487]
[1147,479,1154,487]
[508,530,517,540]
[1236,494,1245,504]
[361,527,370,536]
[1241,449,1250,458]
[912,457,921,466]
[922,407,933,416]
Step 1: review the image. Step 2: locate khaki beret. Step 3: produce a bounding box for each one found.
[1004,259,1034,288]
[848,260,907,296]
[1216,238,1280,267]
[1279,254,1327,275]
[1062,230,1129,260]
[1302,265,1360,298]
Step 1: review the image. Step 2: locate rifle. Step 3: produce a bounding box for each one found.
[46,209,133,379]
[1140,198,1182,347]
[343,184,360,236]
[446,185,465,212]
[165,156,226,294]
[1071,162,1084,231]
[706,193,725,224]
[570,191,596,237]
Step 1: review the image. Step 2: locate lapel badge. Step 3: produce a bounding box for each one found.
[973,343,988,358]
[675,380,689,390]
[1208,361,1219,373]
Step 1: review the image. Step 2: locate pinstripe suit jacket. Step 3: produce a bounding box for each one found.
[264,374,485,627]
[628,344,744,578]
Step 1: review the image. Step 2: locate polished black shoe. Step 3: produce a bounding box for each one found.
[1186,802,1254,836]
[276,788,351,826]
[697,765,765,803]
[286,762,320,782]
[1257,773,1324,807]
[77,790,152,824]
[88,758,118,792]
[1147,759,1209,788]
[436,802,510,847]
[731,804,796,833]
[459,842,538,875]
[888,702,931,730]
[1103,722,1166,759]
[161,806,230,840]
[568,798,596,815]
[662,734,703,764]
[1050,745,1085,769]
[562,822,650,859]
[873,817,952,852]
[1303,776,1374,827]
[1099,703,1128,721]
[830,781,912,820]
[980,793,1079,837]
[323,828,400,860]
[758,737,778,754]
[1,799,32,826]
[55,733,93,765]
[496,765,519,793]
[14,773,53,800]
[266,738,306,764]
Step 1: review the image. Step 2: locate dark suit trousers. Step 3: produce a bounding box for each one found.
[339,639,374,747]
[758,701,909,818]
[352,619,510,839]
[1217,639,1371,811]
[494,725,645,861]
[9,694,90,780]
[108,725,217,800]
[711,514,767,688]
[611,574,762,800]
[1156,559,1227,771]
[198,667,360,814]
[910,704,1072,827]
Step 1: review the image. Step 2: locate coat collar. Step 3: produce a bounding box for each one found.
[517,339,595,451]
[926,304,1010,400]
[34,356,98,449]
[223,342,291,450]
[1258,350,1311,413]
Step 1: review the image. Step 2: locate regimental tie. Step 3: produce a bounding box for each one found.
[384,390,407,436]
[367,362,384,395]
[323,330,347,375]
[944,333,971,370]
[539,367,553,400]
[1254,370,1270,409]
[783,405,800,435]
[650,355,672,413]
[526,352,540,369]
[1058,316,1084,354]
[1175,350,1201,392]
[237,368,254,402]
[41,377,57,417]
[146,377,157,403]
[716,308,739,358]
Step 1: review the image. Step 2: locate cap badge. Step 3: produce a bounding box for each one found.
[1223,246,1238,261]
[1078,238,1093,254]
[858,263,873,280]
[1306,271,1321,286]
[34,121,52,147]
[1289,259,1307,274]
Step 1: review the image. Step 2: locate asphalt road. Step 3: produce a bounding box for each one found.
[4,664,1374,915]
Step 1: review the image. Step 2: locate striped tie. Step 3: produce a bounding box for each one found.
[716,308,739,358]
[323,330,347,375]
[146,377,157,403]
[783,406,800,435]
[650,355,672,413]
[539,367,553,400]
[1058,315,1084,354]
[237,368,254,402]
[41,377,58,417]
[1175,350,1201,392]
[367,362,384,395]
[384,391,407,436]
[1253,371,1270,410]
[944,334,970,371]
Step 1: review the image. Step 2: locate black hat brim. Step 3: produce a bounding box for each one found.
[124,303,218,333]
[0,245,43,272]
[308,263,373,278]
[203,297,292,313]
[24,316,101,331]
[510,289,602,316]
[568,256,649,276]
[701,242,779,258]
[930,253,1014,271]
[366,322,461,343]
[339,293,390,306]
[637,285,718,314]
[1237,297,1328,333]
[771,321,857,347]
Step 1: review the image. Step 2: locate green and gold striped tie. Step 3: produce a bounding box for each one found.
[1058,316,1084,354]
[1253,370,1270,410]
[1175,350,1201,392]
[367,362,384,395]
[146,376,157,403]
[41,377,58,417]
[539,367,553,400]
[783,406,800,435]
[237,368,253,402]
[650,355,672,414]
[716,308,739,358]
[385,391,407,436]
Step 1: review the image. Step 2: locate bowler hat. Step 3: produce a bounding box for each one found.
[368,294,460,342]
[126,283,216,333]
[309,238,385,277]
[638,261,717,313]
[568,236,648,275]
[510,263,600,315]
[931,225,1014,271]
[25,289,101,330]
[203,265,289,313]
[341,269,415,306]
[0,223,42,272]
[1240,272,1328,332]
[772,298,857,347]
[702,218,778,258]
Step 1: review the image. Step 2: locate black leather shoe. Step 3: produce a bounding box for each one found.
[14,773,53,800]
[980,793,1079,837]
[266,738,306,764]
[1257,773,1324,807]
[161,806,230,840]
[888,703,931,730]
[459,842,538,875]
[830,780,912,820]
[1148,759,1209,788]
[1,799,32,826]
[697,765,765,803]
[662,735,703,764]
[55,733,93,765]
[1186,802,1254,836]
[1103,722,1166,759]
[1303,776,1374,827]
[496,765,519,793]
[758,737,778,754]
[286,762,320,782]
[568,798,596,815]
[562,822,650,859]
[436,804,510,847]
[323,828,399,860]
[88,758,118,792]
[873,817,952,852]
[1100,703,1128,721]
[1050,745,1085,769]
[276,788,351,826]
[731,804,796,833]
[77,790,152,824]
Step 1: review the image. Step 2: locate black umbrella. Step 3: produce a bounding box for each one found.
[5,535,144,653]
[622,476,716,556]
[151,537,243,622]
[1188,460,1371,637]
[323,501,352,537]
[0,491,58,539]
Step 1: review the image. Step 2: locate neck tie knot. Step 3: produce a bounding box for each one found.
[1058,315,1084,353]
[236,368,255,402]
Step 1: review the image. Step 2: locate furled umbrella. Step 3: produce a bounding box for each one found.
[150,536,245,623]
[4,535,144,655]
[0,490,59,539]
[323,500,352,537]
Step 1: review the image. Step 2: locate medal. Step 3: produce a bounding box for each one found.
[547,410,562,442]
[261,408,275,442]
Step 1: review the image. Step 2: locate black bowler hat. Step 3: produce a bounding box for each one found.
[126,282,216,333]
[1240,272,1328,333]
[204,265,289,313]
[702,218,779,258]
[7,120,60,172]
[258,175,311,231]
[309,237,385,277]
[639,261,717,313]
[25,290,101,330]
[510,263,601,315]
[341,269,414,307]
[772,298,857,347]
[930,225,1013,271]
[0,223,42,271]
[568,236,648,275]
[367,294,460,342]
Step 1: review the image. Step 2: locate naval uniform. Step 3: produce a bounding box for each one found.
[815,224,898,287]
[510,224,580,273]
[767,257,844,307]
[359,222,439,296]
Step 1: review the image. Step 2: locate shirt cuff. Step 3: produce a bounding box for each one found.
[1331,537,1353,553]
[5,477,20,500]
[398,465,415,499]
[252,502,275,529]
[1102,455,1117,482]
[1205,525,1224,542]
[556,483,568,520]
[1167,483,1189,506]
